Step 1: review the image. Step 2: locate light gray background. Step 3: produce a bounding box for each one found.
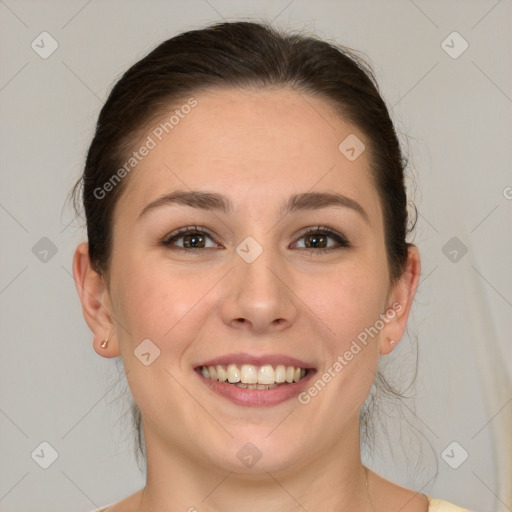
[1,1,511,511]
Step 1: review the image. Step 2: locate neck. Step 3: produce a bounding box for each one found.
[137,420,375,512]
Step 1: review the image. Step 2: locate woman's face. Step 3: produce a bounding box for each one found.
[77,87,419,476]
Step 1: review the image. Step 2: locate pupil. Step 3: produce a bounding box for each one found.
[184,233,204,248]
[306,234,326,248]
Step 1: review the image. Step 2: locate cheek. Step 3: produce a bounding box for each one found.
[110,255,222,354]
[301,264,387,413]
[108,262,210,409]
[311,257,389,348]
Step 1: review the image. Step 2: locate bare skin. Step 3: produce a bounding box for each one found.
[74,87,423,512]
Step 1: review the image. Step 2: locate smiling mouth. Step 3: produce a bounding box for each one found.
[196,363,309,390]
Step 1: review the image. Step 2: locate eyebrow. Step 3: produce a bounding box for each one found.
[137,190,369,223]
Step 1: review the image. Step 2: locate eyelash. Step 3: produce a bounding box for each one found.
[161,225,351,253]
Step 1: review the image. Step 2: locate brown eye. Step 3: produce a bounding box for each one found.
[182,233,206,248]
[304,233,328,248]
[292,227,350,251]
[162,227,220,250]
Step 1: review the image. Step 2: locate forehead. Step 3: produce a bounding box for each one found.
[116,87,380,220]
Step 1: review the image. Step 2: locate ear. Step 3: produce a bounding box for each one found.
[379,244,421,355]
[72,242,120,358]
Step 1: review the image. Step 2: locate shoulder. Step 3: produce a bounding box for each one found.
[367,471,471,512]
[89,489,144,512]
[427,497,472,512]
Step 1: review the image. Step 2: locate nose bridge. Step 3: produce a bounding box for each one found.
[222,240,298,332]
[239,246,282,295]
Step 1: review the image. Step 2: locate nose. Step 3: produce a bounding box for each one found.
[220,249,298,334]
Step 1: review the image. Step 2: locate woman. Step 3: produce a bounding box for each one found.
[72,21,471,512]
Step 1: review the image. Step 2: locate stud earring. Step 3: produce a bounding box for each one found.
[100,336,109,349]
[389,338,395,346]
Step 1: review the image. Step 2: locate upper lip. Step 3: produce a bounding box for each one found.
[196,352,315,369]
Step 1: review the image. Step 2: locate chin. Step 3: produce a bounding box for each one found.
[205,430,307,476]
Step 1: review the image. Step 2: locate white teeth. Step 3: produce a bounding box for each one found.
[208,366,218,380]
[240,364,258,384]
[216,365,227,382]
[257,365,275,385]
[227,364,240,383]
[235,382,279,390]
[200,363,308,386]
[275,365,286,383]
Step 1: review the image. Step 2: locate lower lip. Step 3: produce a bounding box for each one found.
[196,370,316,407]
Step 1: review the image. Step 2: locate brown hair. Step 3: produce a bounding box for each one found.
[72,20,416,470]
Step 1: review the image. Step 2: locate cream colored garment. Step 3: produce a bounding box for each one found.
[427,498,472,511]
[91,497,472,512]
